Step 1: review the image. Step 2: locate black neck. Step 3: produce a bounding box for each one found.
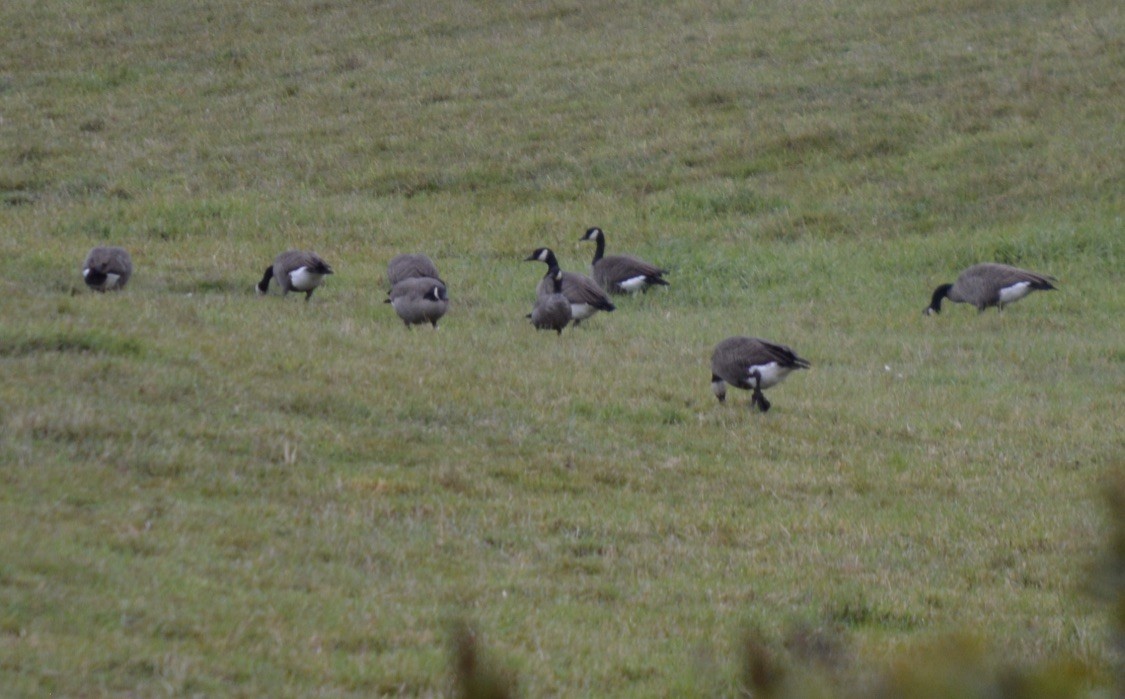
[257,265,275,292]
[591,232,605,264]
[545,264,564,293]
[928,283,952,313]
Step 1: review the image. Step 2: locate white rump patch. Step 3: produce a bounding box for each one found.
[104,273,121,288]
[617,275,649,293]
[570,303,597,320]
[288,267,324,291]
[998,281,1033,305]
[747,362,790,390]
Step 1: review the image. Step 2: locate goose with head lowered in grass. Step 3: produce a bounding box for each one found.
[925,263,1056,315]
[710,336,811,413]
[256,250,333,301]
[82,246,133,292]
[386,276,449,329]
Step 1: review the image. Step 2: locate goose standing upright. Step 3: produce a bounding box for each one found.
[528,265,572,335]
[580,227,669,294]
[525,247,615,326]
[710,336,811,412]
[925,263,1056,315]
[82,246,133,291]
[386,277,449,328]
[257,250,333,300]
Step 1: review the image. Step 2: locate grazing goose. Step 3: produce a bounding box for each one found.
[386,276,449,328]
[525,247,615,326]
[580,227,669,294]
[82,246,133,291]
[387,253,443,288]
[925,263,1057,315]
[256,250,333,300]
[528,266,572,335]
[710,336,811,412]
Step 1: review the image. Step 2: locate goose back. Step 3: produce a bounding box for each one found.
[387,254,442,288]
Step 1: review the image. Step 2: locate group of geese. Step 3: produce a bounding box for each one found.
[81,230,1058,412]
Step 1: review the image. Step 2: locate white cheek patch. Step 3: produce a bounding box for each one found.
[288,267,324,291]
[998,281,1033,304]
[82,268,92,279]
[617,276,648,292]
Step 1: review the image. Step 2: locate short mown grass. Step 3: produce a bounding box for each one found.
[1,0,1123,696]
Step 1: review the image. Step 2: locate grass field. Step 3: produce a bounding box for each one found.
[1,0,1123,696]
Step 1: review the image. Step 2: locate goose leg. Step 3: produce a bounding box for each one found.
[749,370,771,412]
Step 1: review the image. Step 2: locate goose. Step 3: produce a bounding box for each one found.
[256,250,333,300]
[386,276,449,328]
[580,227,669,294]
[710,336,811,412]
[524,247,615,326]
[82,246,133,291]
[387,253,443,288]
[528,265,572,335]
[925,263,1057,315]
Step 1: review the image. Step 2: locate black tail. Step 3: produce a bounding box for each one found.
[257,265,274,293]
[647,275,670,287]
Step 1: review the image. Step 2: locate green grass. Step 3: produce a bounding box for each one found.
[1,0,1123,696]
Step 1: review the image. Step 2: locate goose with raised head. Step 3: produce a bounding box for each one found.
[82,246,133,292]
[525,247,615,326]
[386,276,448,328]
[387,253,443,288]
[580,227,669,294]
[256,250,333,300]
[710,336,811,412]
[925,263,1056,315]
[528,265,572,335]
